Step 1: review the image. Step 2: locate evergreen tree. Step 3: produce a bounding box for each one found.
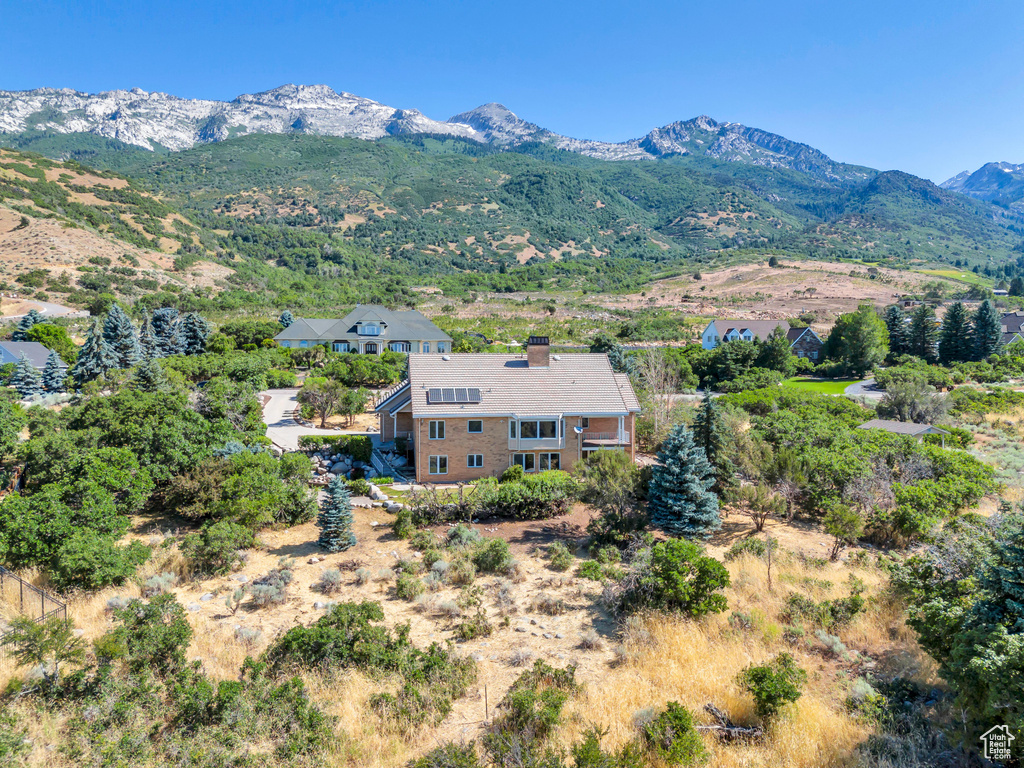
[70,319,116,387]
[180,312,211,355]
[317,475,356,552]
[647,424,720,537]
[41,351,65,393]
[10,353,43,398]
[279,310,295,328]
[129,358,172,393]
[151,308,183,357]
[139,312,158,360]
[691,393,731,490]
[754,326,795,375]
[1010,277,1024,297]
[938,302,971,364]
[971,299,1003,360]
[908,304,939,362]
[102,303,142,369]
[883,305,910,357]
[12,309,43,341]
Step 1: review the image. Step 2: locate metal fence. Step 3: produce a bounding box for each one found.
[0,566,67,639]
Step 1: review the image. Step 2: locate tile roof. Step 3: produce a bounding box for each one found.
[857,419,948,436]
[709,319,791,342]
[394,353,641,418]
[274,306,451,342]
[0,341,60,369]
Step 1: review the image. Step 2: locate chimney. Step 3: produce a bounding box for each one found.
[526,336,550,368]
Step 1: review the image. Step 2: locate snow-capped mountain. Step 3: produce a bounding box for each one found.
[0,84,868,181]
[941,162,1024,212]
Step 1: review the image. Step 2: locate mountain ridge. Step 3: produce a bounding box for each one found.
[941,161,1024,213]
[0,83,870,183]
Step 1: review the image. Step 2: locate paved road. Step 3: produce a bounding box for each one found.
[2,300,88,321]
[845,378,884,400]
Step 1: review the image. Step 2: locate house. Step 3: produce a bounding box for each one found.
[1001,311,1024,347]
[0,341,62,370]
[374,336,641,483]
[700,319,824,360]
[274,305,452,354]
[857,419,949,446]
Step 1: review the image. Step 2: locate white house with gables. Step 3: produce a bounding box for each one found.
[274,305,452,354]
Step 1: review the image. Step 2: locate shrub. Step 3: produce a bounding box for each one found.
[396,573,426,601]
[578,561,604,581]
[265,368,297,388]
[489,661,577,740]
[393,507,414,539]
[249,561,294,608]
[143,572,177,597]
[180,520,255,576]
[297,434,373,462]
[578,629,603,650]
[736,653,807,722]
[408,742,483,768]
[448,558,477,585]
[447,524,483,549]
[106,593,192,674]
[724,537,781,561]
[50,530,150,590]
[348,478,372,497]
[784,593,865,631]
[531,593,565,615]
[355,567,373,585]
[472,471,579,520]
[546,541,575,571]
[472,538,513,574]
[619,540,730,617]
[642,701,708,766]
[500,465,525,483]
[313,569,344,595]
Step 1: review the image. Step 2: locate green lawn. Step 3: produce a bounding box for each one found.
[782,377,863,394]
[917,269,993,288]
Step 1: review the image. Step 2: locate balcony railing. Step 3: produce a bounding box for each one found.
[508,436,566,451]
[580,430,631,446]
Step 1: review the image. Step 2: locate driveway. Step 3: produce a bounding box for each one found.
[261,388,382,452]
[3,300,88,320]
[845,378,885,400]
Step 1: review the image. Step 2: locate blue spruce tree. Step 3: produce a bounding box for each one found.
[180,312,211,355]
[648,423,720,537]
[318,474,356,552]
[10,353,43,398]
[70,319,116,387]
[129,357,171,393]
[41,350,65,393]
[151,307,183,357]
[279,310,295,328]
[139,312,158,360]
[12,309,43,341]
[102,303,142,369]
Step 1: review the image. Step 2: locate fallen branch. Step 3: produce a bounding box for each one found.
[695,703,764,742]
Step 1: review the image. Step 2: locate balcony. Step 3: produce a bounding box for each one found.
[580,430,631,447]
[508,436,566,451]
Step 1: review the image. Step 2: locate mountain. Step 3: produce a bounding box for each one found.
[0,84,869,183]
[941,162,1024,213]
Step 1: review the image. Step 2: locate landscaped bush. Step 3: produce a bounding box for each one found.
[618,539,730,617]
[546,541,575,571]
[472,538,513,574]
[396,573,426,601]
[446,524,483,549]
[265,368,298,388]
[471,471,579,520]
[297,434,373,462]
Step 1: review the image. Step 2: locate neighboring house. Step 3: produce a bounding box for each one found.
[0,341,62,370]
[857,419,949,446]
[700,319,823,359]
[786,326,825,361]
[374,336,641,483]
[1001,310,1024,347]
[274,305,452,354]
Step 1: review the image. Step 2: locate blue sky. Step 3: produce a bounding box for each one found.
[4,0,1022,182]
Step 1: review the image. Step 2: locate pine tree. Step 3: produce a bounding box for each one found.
[1010,277,1024,297]
[279,310,295,328]
[12,309,43,341]
[139,312,158,360]
[10,353,43,398]
[151,307,183,357]
[691,393,731,490]
[41,350,65,393]
[129,358,171,393]
[883,305,909,357]
[908,304,939,362]
[971,299,1003,360]
[180,312,211,355]
[647,424,720,537]
[70,319,116,387]
[938,302,972,364]
[318,475,356,552]
[102,303,142,369]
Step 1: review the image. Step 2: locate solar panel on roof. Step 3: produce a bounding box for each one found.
[427,388,442,403]
[467,388,481,403]
[454,387,469,402]
[442,388,457,403]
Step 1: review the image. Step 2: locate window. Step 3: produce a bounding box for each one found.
[538,453,560,471]
[279,340,290,348]
[468,420,483,434]
[519,420,558,440]
[358,323,380,336]
[428,420,445,440]
[428,455,448,475]
[333,342,350,353]
[509,421,517,439]
[389,342,410,352]
[580,417,590,429]
[810,351,819,360]
[300,340,309,348]
[512,453,535,472]
[468,454,484,468]
[422,343,430,353]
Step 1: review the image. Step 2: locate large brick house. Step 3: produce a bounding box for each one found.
[274,305,451,354]
[700,319,824,360]
[374,337,641,483]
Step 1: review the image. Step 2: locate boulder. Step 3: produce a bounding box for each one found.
[328,462,347,475]
[386,502,404,514]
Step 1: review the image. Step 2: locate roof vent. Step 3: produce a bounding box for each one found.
[552,354,561,361]
[442,355,451,361]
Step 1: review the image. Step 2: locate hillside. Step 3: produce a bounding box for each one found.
[942,161,1024,214]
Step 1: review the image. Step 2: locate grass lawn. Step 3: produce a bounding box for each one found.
[917,268,993,287]
[782,377,863,394]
